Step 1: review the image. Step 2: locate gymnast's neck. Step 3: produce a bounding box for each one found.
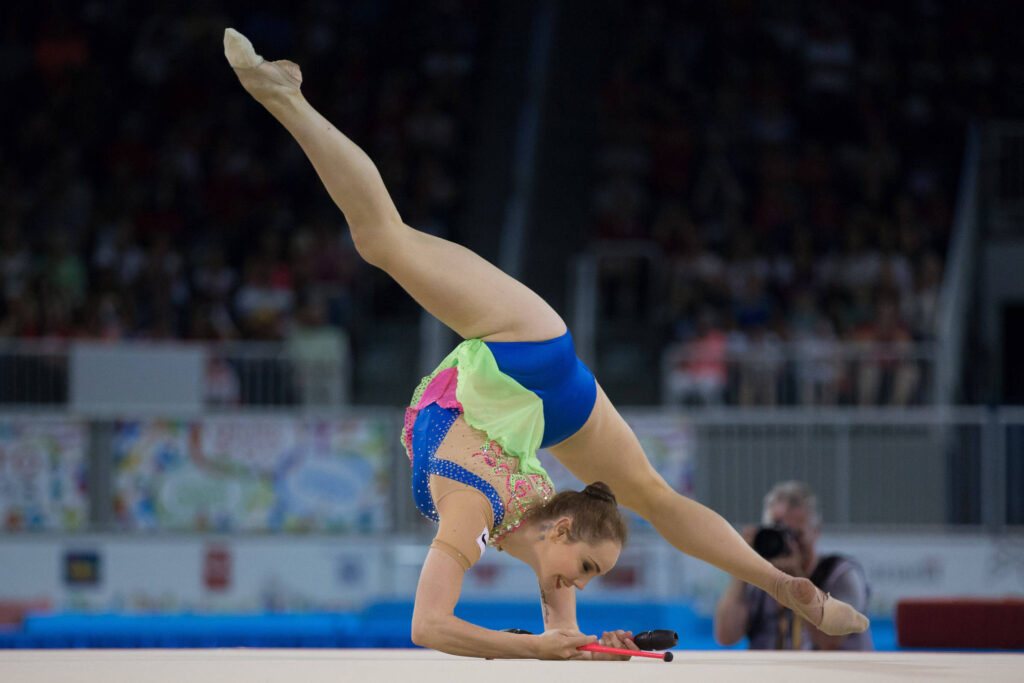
[495,518,542,572]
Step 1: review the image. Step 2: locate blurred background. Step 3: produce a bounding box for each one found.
[1,0,1023,650]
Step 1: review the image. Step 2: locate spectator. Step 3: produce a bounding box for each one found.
[735,322,785,407]
[905,250,943,340]
[714,481,874,651]
[234,256,294,340]
[286,291,348,406]
[852,294,919,405]
[204,355,240,407]
[789,289,841,405]
[664,307,728,406]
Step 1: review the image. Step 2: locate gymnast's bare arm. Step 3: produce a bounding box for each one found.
[410,504,596,659]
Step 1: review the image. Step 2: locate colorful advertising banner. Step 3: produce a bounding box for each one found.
[0,418,88,532]
[112,415,394,533]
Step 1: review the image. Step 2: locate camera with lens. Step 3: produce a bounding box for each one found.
[752,524,800,560]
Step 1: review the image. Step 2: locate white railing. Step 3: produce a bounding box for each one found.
[206,340,348,408]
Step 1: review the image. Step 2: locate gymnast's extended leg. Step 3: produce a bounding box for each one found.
[224,29,565,344]
[548,389,869,636]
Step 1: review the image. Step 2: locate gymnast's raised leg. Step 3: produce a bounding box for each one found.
[224,29,565,346]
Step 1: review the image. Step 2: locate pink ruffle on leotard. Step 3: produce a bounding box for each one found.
[417,366,462,411]
[402,366,463,460]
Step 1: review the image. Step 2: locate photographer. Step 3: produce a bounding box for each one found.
[714,481,874,650]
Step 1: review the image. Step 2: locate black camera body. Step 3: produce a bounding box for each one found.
[752,524,799,560]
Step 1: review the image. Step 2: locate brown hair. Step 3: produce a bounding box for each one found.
[528,481,628,547]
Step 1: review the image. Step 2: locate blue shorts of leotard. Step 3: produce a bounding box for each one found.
[484,329,597,448]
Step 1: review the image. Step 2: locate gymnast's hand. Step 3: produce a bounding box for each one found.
[588,630,639,660]
[535,629,597,660]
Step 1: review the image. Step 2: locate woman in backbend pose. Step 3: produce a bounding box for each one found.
[224,29,869,661]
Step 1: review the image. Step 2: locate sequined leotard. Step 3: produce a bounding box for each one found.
[402,330,596,554]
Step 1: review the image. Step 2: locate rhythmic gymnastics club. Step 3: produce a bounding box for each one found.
[502,628,678,662]
[576,643,674,661]
[578,629,677,662]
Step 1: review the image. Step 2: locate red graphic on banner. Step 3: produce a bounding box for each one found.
[600,565,639,588]
[203,546,232,591]
[472,564,499,585]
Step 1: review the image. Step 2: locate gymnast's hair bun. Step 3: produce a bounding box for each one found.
[583,481,617,505]
[531,480,628,545]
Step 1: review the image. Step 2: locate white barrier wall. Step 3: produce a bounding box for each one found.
[2,411,1022,619]
[2,531,1022,617]
[0,536,392,613]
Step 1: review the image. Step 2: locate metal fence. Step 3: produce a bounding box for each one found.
[0,336,949,409]
[0,339,349,409]
[0,339,68,405]
[205,340,348,408]
[686,407,1022,527]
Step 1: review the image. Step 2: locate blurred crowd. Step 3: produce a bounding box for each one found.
[589,1,1021,405]
[2,2,1021,407]
[0,1,482,348]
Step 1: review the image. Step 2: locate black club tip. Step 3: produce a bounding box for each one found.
[663,651,674,663]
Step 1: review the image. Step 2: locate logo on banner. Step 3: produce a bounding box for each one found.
[335,556,364,585]
[989,538,1024,585]
[204,545,232,591]
[64,551,101,587]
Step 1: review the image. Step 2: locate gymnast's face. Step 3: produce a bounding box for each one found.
[536,516,621,592]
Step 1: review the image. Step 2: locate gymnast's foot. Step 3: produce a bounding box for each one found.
[224,28,302,103]
[773,576,870,636]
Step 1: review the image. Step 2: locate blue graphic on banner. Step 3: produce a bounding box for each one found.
[112,416,392,533]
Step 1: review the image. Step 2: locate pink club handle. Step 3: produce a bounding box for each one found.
[577,643,674,662]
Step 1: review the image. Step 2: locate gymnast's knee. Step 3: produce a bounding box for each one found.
[347,218,406,269]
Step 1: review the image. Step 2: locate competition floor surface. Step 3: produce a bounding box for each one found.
[2,648,1022,683]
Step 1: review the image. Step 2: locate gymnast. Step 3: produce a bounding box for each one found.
[224,28,869,661]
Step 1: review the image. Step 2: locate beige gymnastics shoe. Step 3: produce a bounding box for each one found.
[224,28,303,101]
[777,576,870,636]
